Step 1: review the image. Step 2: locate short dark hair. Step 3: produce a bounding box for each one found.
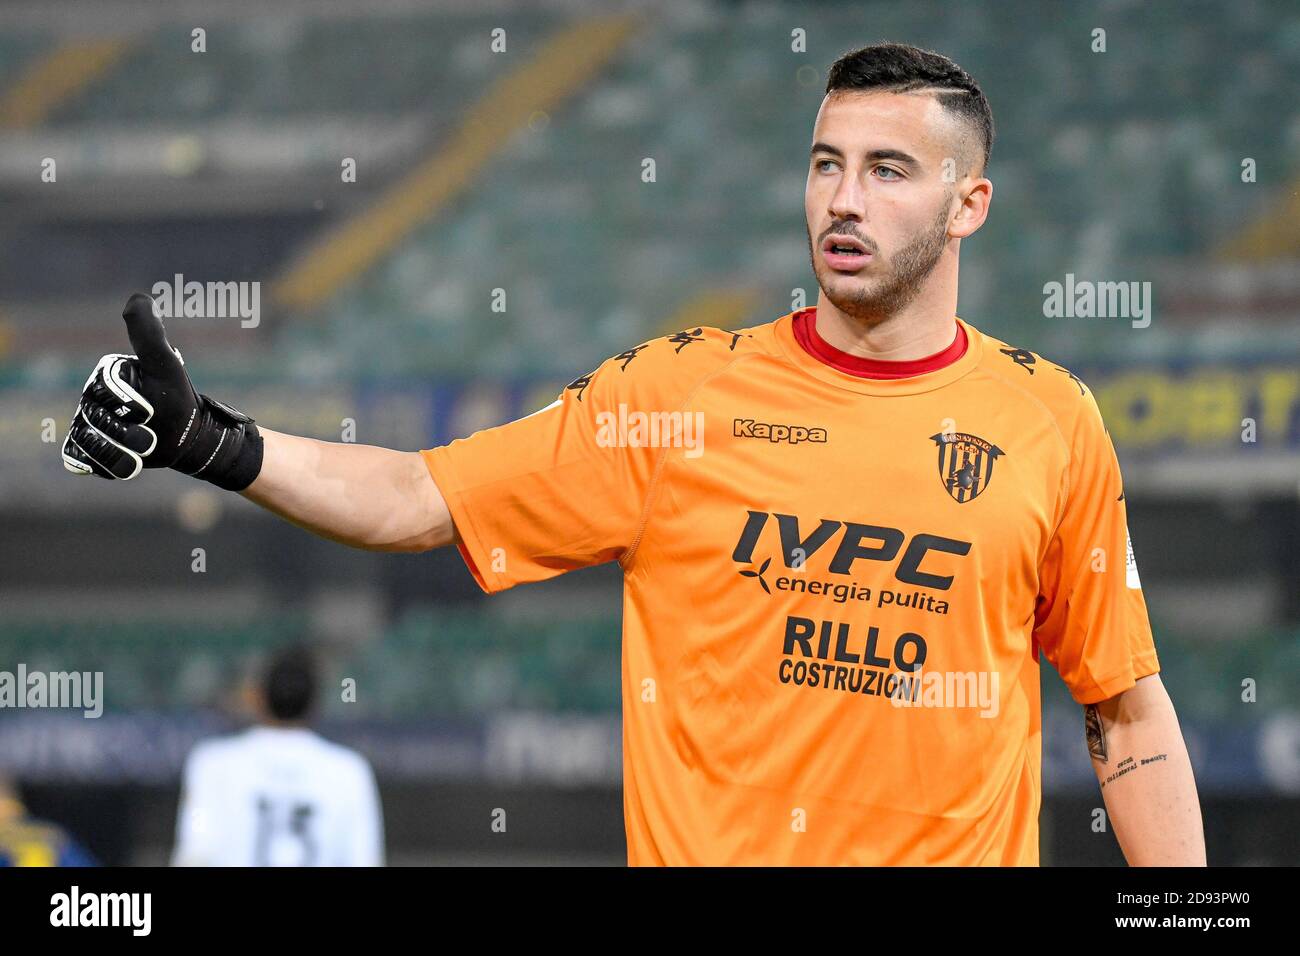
[263,645,318,722]
[825,42,994,175]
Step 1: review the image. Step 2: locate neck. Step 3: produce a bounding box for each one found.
[813,267,959,360]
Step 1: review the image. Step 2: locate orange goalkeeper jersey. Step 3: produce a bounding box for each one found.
[421,307,1160,866]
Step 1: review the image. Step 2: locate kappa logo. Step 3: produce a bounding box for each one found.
[734,418,828,445]
[930,431,1004,503]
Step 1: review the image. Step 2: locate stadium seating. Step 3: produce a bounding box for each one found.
[0,1,1292,386]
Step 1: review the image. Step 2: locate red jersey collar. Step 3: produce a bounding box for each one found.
[792,307,968,380]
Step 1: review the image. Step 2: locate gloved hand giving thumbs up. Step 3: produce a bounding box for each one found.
[61,292,264,490]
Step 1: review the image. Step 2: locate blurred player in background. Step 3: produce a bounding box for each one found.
[172,645,384,866]
[0,777,97,867]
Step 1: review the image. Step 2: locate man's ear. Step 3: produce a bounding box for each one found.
[949,177,992,240]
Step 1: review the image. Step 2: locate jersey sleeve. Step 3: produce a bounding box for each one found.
[1032,387,1160,704]
[421,331,727,593]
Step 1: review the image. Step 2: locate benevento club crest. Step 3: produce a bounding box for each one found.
[929,432,1004,503]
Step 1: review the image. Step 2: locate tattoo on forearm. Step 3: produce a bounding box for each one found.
[1085,705,1106,762]
[1099,753,1168,788]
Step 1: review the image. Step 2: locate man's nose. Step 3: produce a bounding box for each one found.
[828,171,866,222]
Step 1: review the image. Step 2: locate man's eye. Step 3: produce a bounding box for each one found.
[874,166,902,180]
[815,159,837,172]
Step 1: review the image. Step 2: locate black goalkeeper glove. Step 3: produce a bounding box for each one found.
[61,292,264,490]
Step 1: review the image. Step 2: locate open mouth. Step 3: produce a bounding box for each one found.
[822,234,872,271]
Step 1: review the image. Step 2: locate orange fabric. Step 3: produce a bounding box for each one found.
[421,308,1160,865]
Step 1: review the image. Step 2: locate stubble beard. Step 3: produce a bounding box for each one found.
[807,201,953,325]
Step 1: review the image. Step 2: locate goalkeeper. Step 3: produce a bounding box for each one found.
[61,42,1205,866]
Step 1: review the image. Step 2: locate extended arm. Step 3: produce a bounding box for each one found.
[242,428,454,553]
[1085,673,1206,866]
[61,294,456,554]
